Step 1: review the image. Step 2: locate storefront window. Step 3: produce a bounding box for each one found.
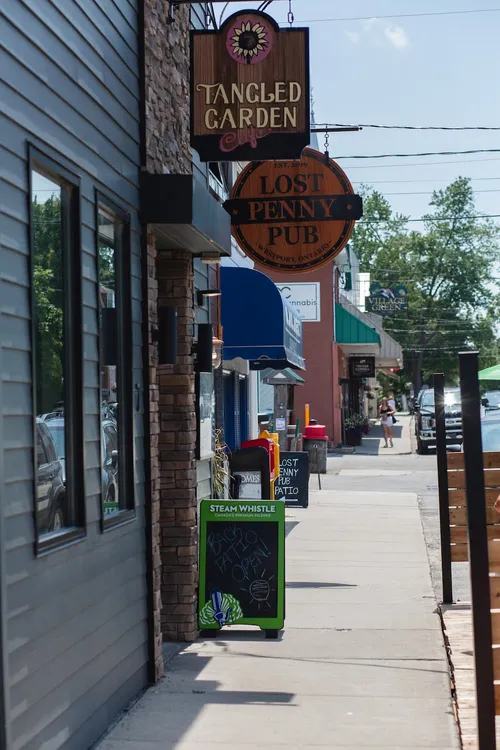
[97,201,134,524]
[31,156,84,550]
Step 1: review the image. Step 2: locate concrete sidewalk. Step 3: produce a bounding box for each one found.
[355,413,413,456]
[97,481,459,749]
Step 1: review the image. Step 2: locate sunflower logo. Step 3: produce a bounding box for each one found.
[226,17,273,65]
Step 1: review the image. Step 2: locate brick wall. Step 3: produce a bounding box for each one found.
[143,0,199,653]
[146,233,163,678]
[157,251,198,642]
[255,263,337,441]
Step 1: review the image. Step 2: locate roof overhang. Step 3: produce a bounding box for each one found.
[339,343,380,357]
[140,173,231,256]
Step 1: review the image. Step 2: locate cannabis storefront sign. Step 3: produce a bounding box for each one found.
[191,10,310,161]
[199,499,285,633]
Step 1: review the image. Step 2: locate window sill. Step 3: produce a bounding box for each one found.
[36,527,86,557]
[102,508,136,533]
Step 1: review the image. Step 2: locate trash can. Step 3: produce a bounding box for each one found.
[303,431,328,474]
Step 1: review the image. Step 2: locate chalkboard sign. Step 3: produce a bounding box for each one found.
[199,499,285,632]
[275,452,309,508]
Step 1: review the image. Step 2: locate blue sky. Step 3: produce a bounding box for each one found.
[222,0,500,223]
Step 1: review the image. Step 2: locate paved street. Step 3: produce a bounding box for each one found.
[97,415,460,750]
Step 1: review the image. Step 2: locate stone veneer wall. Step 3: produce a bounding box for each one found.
[143,0,199,653]
[144,0,191,175]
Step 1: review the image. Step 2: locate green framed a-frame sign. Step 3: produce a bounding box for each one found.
[199,499,285,634]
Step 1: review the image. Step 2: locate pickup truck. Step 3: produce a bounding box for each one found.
[415,387,462,454]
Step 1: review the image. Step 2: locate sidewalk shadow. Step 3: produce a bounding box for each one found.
[102,647,296,748]
[354,420,405,455]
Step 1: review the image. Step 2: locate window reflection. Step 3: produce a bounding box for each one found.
[98,206,127,517]
[32,171,69,536]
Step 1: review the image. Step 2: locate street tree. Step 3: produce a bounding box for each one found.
[350,178,500,392]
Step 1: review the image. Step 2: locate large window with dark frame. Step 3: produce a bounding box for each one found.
[30,149,85,552]
[97,198,135,526]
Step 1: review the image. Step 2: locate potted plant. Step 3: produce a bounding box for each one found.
[345,414,365,446]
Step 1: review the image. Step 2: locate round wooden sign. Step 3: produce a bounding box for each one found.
[225,148,362,273]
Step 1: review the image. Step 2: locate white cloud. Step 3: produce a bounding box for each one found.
[345,30,360,44]
[344,18,410,50]
[362,17,379,32]
[384,25,409,49]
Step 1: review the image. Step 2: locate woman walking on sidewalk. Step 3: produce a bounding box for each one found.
[379,396,396,448]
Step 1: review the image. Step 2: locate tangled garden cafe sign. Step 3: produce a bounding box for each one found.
[190,10,309,161]
[224,148,363,273]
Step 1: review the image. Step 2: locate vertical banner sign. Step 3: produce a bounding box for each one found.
[191,10,310,162]
[199,499,285,632]
[224,148,363,273]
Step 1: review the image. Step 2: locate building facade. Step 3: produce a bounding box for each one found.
[1,1,150,747]
[0,1,234,748]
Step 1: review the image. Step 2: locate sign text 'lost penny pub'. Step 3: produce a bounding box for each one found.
[224,149,363,273]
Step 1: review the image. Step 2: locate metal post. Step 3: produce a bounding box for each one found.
[459,351,496,749]
[315,446,321,490]
[433,373,453,604]
[274,383,288,452]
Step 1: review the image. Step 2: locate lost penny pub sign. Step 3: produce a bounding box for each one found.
[190,10,310,161]
[224,148,363,273]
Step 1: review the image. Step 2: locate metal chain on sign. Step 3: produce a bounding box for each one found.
[324,131,330,163]
[288,0,294,26]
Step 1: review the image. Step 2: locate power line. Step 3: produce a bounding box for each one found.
[382,188,500,196]
[346,156,500,169]
[353,177,500,185]
[361,213,500,223]
[319,122,500,132]
[298,8,500,23]
[335,149,500,161]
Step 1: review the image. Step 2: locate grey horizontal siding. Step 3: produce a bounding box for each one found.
[0,1,148,748]
[197,459,212,501]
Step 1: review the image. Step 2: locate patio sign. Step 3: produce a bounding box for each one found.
[199,498,285,633]
[191,10,310,161]
[365,283,408,315]
[224,148,363,273]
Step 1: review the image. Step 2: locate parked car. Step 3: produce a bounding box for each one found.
[42,415,119,504]
[483,391,500,412]
[459,410,500,453]
[36,418,66,533]
[414,387,462,454]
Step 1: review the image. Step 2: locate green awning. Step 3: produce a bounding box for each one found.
[285,368,305,383]
[335,303,381,345]
[478,363,500,380]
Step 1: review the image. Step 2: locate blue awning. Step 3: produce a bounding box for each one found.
[220,266,305,371]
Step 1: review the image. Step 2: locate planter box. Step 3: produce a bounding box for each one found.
[345,428,362,447]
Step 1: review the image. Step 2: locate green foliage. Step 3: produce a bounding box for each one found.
[212,429,231,499]
[32,195,64,413]
[351,178,500,391]
[99,243,115,289]
[344,413,365,429]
